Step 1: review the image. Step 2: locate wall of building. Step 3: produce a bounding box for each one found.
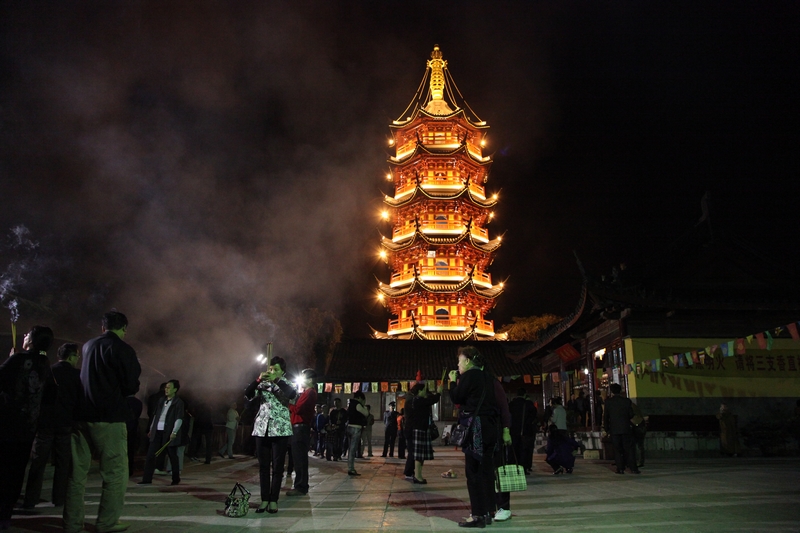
[624,336,800,430]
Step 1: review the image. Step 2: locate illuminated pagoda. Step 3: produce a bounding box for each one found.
[372,45,507,341]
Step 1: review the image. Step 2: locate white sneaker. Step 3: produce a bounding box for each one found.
[494,508,512,521]
[154,469,168,476]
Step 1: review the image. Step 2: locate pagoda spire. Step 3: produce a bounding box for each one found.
[424,45,453,115]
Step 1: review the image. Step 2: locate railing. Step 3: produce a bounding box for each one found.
[470,226,489,241]
[389,266,492,286]
[419,220,463,233]
[392,221,489,242]
[387,315,494,333]
[390,177,485,199]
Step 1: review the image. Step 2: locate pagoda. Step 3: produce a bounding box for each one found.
[372,45,507,340]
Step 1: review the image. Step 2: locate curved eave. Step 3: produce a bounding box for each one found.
[381,230,501,254]
[390,107,489,130]
[378,276,503,299]
[389,143,492,166]
[384,185,498,208]
[472,235,503,253]
[378,279,418,298]
[472,283,505,299]
[380,232,420,252]
[416,277,473,294]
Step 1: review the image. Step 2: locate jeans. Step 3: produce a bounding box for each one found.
[255,435,289,502]
[290,424,311,493]
[64,422,129,533]
[347,426,362,472]
[24,425,72,507]
[220,427,236,457]
[361,427,373,456]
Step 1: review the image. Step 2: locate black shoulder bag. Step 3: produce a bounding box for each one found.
[450,376,487,447]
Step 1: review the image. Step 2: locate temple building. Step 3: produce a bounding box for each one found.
[372,45,507,341]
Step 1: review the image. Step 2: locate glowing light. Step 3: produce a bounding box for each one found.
[386,173,393,181]
[389,138,395,146]
[480,139,486,147]
[583,368,590,375]
[379,250,387,260]
[492,193,498,200]
[378,293,385,301]
[489,212,495,219]
[594,348,606,358]
[381,210,389,220]
[499,282,504,288]
[497,236,502,242]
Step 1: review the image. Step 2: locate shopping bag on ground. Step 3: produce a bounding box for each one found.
[223,483,251,517]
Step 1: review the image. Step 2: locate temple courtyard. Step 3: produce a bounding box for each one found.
[11,448,800,532]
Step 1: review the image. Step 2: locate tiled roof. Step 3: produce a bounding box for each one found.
[323,339,541,382]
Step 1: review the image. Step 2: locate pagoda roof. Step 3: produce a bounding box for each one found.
[383,181,498,208]
[389,142,492,166]
[380,229,502,254]
[324,339,534,382]
[390,107,490,129]
[377,275,504,299]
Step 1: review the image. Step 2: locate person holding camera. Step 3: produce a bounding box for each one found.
[244,356,296,514]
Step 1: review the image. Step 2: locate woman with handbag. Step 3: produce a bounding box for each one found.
[407,381,442,484]
[448,346,499,528]
[244,356,296,514]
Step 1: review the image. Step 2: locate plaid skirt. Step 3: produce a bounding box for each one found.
[411,429,434,461]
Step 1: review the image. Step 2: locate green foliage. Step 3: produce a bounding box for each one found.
[498,313,562,341]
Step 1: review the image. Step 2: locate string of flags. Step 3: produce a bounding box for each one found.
[315,374,544,395]
[595,320,800,379]
[314,321,799,393]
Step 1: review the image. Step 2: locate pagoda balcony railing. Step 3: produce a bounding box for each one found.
[393,179,485,200]
[389,266,492,287]
[395,136,467,160]
[387,315,495,335]
[392,221,489,243]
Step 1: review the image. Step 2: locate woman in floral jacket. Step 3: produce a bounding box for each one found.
[244,356,296,514]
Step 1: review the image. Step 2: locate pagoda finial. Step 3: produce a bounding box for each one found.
[424,45,453,115]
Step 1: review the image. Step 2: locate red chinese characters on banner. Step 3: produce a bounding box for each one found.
[554,343,581,362]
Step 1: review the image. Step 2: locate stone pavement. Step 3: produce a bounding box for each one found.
[10,448,800,532]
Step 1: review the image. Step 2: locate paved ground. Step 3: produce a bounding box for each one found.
[9,448,800,532]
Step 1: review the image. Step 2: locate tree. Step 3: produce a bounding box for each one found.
[498,314,562,341]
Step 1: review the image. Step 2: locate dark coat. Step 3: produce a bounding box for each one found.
[546,434,580,468]
[408,393,441,431]
[603,393,634,435]
[0,350,53,440]
[148,395,186,447]
[50,361,82,428]
[80,331,141,423]
[448,367,497,419]
[508,396,537,437]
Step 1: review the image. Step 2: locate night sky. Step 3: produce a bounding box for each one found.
[1,1,798,387]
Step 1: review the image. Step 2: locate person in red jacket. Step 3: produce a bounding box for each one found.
[287,369,317,496]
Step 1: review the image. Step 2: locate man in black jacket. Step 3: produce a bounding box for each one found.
[508,388,537,475]
[603,383,640,474]
[24,343,82,508]
[64,311,141,533]
[139,379,185,486]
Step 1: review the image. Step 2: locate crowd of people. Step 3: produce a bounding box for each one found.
[12,316,770,531]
